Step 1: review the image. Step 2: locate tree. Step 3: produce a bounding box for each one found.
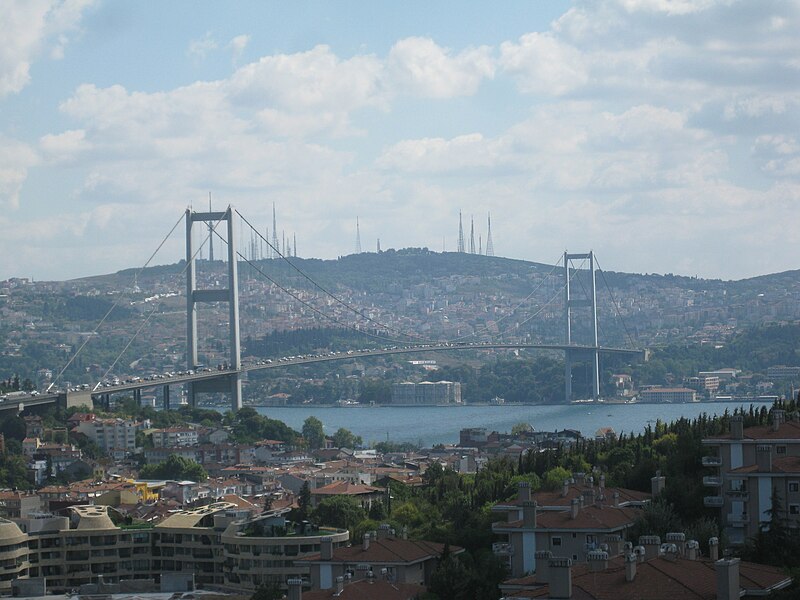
[313,496,366,530]
[250,582,282,600]
[296,481,311,521]
[139,455,207,481]
[302,416,325,449]
[332,427,362,449]
[511,422,533,435]
[429,547,469,600]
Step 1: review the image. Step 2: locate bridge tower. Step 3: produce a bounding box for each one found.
[563,251,600,402]
[186,207,242,411]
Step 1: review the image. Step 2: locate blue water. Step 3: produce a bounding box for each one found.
[255,401,771,447]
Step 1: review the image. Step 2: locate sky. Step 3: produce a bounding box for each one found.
[1,0,799,282]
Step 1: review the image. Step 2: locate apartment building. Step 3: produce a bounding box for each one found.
[702,409,800,545]
[299,524,459,591]
[0,518,28,595]
[497,545,791,600]
[20,507,153,593]
[3,503,350,595]
[74,417,138,453]
[491,480,651,578]
[391,381,462,405]
[151,427,199,447]
[638,387,697,403]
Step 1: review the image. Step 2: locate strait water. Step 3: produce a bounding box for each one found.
[254,401,773,447]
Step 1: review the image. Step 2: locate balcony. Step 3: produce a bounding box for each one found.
[704,496,724,508]
[492,542,514,556]
[727,513,749,526]
[725,490,749,500]
[702,456,722,467]
[703,476,723,487]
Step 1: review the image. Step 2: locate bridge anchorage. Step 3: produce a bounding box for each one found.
[5,208,646,415]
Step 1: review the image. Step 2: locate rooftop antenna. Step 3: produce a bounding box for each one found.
[457,211,465,253]
[355,217,362,254]
[486,213,494,257]
[208,193,214,262]
[271,203,279,259]
[469,216,476,254]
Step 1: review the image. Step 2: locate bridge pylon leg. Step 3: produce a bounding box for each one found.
[230,373,242,412]
[163,385,170,411]
[564,349,572,402]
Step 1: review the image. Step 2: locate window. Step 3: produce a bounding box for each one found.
[551,537,562,548]
[790,482,799,493]
[777,446,787,455]
[790,505,800,516]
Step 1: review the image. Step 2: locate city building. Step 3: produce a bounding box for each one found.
[74,417,138,453]
[497,549,791,599]
[702,409,800,545]
[391,381,462,405]
[299,524,460,591]
[638,387,696,403]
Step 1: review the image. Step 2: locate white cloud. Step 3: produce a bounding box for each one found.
[386,37,495,98]
[499,33,588,96]
[187,31,218,60]
[0,136,38,209]
[228,34,250,62]
[0,0,95,97]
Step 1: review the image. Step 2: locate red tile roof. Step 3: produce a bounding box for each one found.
[301,536,461,565]
[302,580,425,600]
[503,556,791,599]
[311,481,382,496]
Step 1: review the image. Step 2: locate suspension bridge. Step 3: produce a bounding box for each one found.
[3,207,646,414]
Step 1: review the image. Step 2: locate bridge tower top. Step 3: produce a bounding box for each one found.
[186,207,242,410]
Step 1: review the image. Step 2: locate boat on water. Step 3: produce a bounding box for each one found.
[489,396,505,405]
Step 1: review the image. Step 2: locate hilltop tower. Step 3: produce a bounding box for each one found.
[486,213,494,257]
[271,203,279,259]
[457,212,465,253]
[355,217,362,254]
[469,216,476,254]
[377,238,381,253]
[293,233,297,258]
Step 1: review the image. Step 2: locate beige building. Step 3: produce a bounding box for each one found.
[0,518,28,594]
[702,409,800,545]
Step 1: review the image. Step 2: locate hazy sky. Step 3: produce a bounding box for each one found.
[2,0,799,281]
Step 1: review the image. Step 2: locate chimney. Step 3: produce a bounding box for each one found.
[401,526,408,540]
[599,474,606,494]
[535,550,553,583]
[562,479,570,498]
[756,445,772,472]
[570,498,580,519]
[548,557,572,599]
[639,535,661,561]
[575,472,585,485]
[377,523,392,539]
[715,558,740,600]
[730,415,744,440]
[287,578,303,600]
[522,500,537,528]
[519,481,532,502]
[634,546,646,563]
[708,537,719,561]
[321,536,333,560]
[771,409,785,432]
[335,576,344,595]
[612,491,620,508]
[363,532,371,551]
[686,540,700,560]
[651,472,665,497]
[625,552,637,582]
[587,550,609,572]
[588,476,594,489]
[623,541,633,555]
[665,532,686,556]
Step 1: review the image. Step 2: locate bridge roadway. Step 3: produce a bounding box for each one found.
[0,343,645,413]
